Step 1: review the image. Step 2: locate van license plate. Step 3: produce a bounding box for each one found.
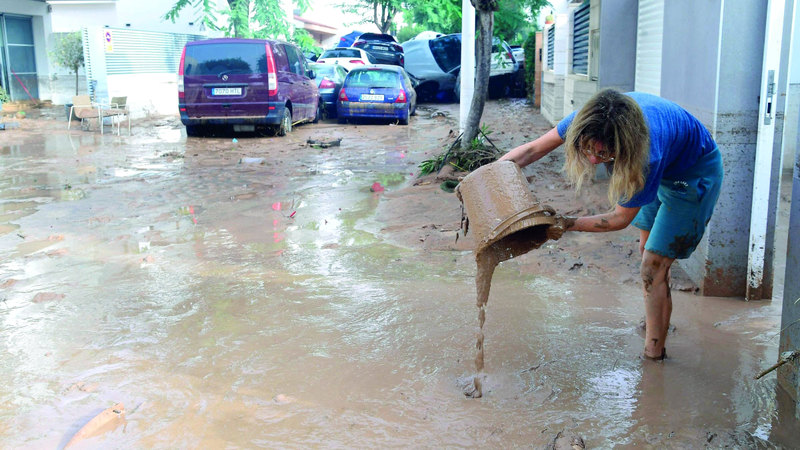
[360,94,384,101]
[212,87,242,96]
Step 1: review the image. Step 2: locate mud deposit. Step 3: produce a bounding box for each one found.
[0,101,796,447]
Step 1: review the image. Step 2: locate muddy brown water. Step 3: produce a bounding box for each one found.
[0,103,796,447]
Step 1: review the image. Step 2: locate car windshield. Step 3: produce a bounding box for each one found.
[184,43,267,76]
[311,64,335,77]
[428,35,461,73]
[321,49,361,58]
[347,69,399,88]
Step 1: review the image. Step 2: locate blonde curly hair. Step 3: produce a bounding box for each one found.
[563,89,650,205]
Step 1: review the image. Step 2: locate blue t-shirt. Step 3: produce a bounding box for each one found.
[556,92,716,208]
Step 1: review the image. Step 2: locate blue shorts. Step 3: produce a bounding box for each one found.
[631,147,723,259]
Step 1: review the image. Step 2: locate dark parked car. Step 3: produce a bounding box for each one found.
[310,62,348,118]
[353,33,404,67]
[402,33,461,101]
[178,38,320,137]
[337,65,416,125]
[403,34,521,101]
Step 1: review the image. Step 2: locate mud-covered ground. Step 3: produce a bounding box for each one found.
[0,100,796,447]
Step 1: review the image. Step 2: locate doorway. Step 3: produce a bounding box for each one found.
[0,14,39,101]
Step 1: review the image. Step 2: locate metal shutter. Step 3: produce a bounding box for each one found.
[547,25,555,70]
[572,2,590,75]
[635,0,664,95]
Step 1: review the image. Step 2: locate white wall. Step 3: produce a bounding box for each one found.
[785,1,800,171]
[49,0,227,34]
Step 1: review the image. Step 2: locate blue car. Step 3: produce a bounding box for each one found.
[337,65,417,125]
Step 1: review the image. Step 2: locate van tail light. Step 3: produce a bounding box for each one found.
[506,51,513,60]
[349,60,365,65]
[265,44,278,96]
[393,44,403,52]
[395,90,407,103]
[317,59,327,64]
[178,47,186,100]
[339,88,348,102]
[319,78,335,89]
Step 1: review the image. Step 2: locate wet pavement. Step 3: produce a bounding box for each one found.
[0,103,796,447]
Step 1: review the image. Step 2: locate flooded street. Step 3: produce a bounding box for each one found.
[0,101,796,447]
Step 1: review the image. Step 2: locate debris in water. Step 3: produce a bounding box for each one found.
[547,429,586,450]
[239,157,265,164]
[370,182,385,193]
[232,138,238,143]
[307,138,342,148]
[65,402,125,448]
[32,292,65,303]
[289,211,296,218]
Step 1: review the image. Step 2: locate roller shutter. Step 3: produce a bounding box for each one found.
[635,0,664,95]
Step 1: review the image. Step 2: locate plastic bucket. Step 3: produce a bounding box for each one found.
[456,160,556,262]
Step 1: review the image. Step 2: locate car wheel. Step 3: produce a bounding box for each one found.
[313,100,323,123]
[410,101,416,116]
[399,108,409,125]
[186,125,204,137]
[278,107,292,136]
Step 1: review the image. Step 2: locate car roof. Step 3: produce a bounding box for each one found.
[348,64,404,73]
[186,37,284,46]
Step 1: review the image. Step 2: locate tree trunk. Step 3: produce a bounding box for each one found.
[461,9,494,150]
[228,0,251,38]
[75,71,79,96]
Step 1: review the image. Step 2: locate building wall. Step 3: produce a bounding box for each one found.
[541,70,564,125]
[540,14,569,125]
[597,0,637,92]
[534,31,542,108]
[661,0,766,297]
[0,0,52,101]
[784,2,800,172]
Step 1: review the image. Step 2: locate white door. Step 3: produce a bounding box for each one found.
[747,0,794,299]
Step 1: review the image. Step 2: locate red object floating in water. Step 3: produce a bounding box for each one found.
[289,211,296,218]
[370,182,385,193]
[272,202,281,211]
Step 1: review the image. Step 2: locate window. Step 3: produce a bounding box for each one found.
[429,35,461,73]
[547,26,555,70]
[285,45,304,75]
[572,1,590,75]
[185,43,266,76]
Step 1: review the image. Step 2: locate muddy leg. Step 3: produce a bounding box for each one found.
[641,250,674,359]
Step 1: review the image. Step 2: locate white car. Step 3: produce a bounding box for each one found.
[490,39,519,77]
[509,45,525,65]
[316,47,377,71]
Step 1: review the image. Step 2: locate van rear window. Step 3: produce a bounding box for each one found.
[184,43,267,76]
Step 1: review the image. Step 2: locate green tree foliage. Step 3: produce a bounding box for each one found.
[396,23,426,42]
[403,0,546,43]
[165,0,309,39]
[523,30,536,101]
[402,0,462,34]
[340,0,402,34]
[0,85,9,103]
[50,32,85,95]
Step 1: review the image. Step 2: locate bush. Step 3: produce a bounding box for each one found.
[0,86,9,103]
[396,24,426,43]
[523,32,536,102]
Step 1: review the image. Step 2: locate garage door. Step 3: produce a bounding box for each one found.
[635,0,664,95]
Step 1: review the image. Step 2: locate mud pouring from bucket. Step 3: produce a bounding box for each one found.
[455,160,572,398]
